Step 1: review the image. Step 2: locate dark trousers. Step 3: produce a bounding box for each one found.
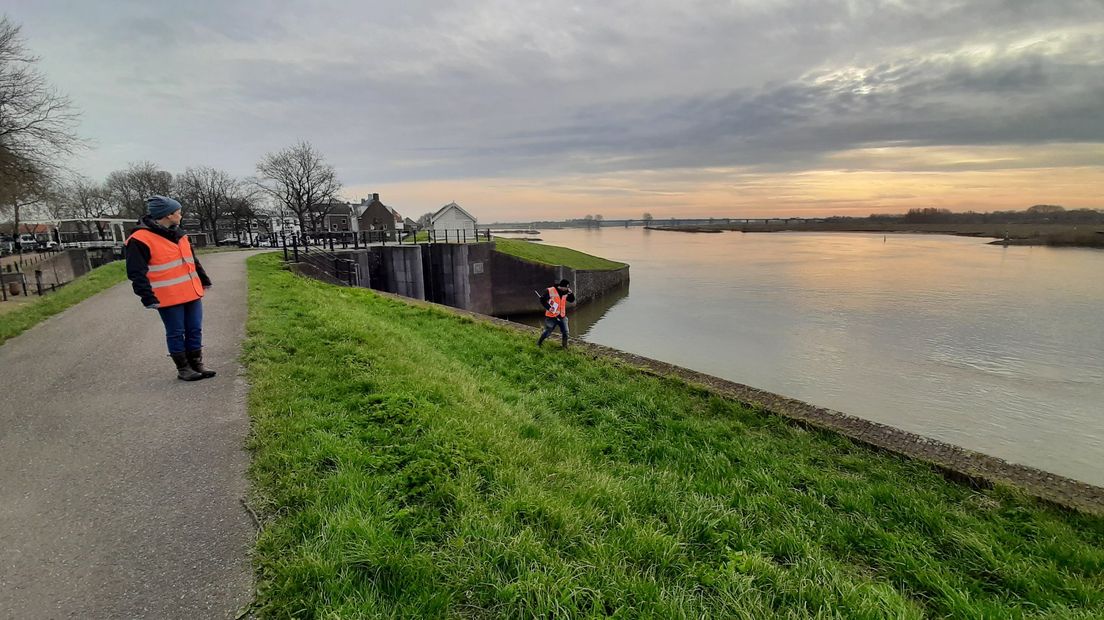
[157,299,203,354]
[538,316,569,346]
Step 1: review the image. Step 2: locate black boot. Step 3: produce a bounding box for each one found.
[186,349,216,379]
[171,352,204,381]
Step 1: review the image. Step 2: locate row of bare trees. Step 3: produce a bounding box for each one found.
[21,144,343,245]
[35,163,260,238]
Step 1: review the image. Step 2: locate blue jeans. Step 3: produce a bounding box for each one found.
[157,299,203,354]
[538,316,569,346]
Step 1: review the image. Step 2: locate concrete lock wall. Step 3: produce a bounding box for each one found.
[489,251,568,316]
[4,250,92,291]
[573,266,630,305]
[421,243,494,315]
[293,242,627,319]
[381,246,425,300]
[487,250,629,316]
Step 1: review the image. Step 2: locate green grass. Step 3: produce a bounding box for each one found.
[493,237,626,270]
[244,252,1103,618]
[0,260,128,345]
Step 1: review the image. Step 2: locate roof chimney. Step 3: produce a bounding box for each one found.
[373,193,379,202]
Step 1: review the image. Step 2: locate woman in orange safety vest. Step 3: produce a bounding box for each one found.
[125,196,215,381]
[537,279,575,349]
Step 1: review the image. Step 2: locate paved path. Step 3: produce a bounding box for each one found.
[0,251,261,618]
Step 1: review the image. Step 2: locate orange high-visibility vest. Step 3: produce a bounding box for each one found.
[545,286,567,318]
[127,229,204,307]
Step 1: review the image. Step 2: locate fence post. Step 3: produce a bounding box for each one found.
[292,236,300,262]
[281,232,288,261]
[463,229,467,244]
[35,270,43,296]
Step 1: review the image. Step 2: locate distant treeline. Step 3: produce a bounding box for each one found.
[852,205,1104,225]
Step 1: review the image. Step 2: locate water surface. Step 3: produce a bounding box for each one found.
[511,228,1104,485]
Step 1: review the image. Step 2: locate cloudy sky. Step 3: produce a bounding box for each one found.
[9,0,1104,221]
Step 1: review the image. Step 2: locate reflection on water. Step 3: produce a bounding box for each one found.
[518,228,1104,486]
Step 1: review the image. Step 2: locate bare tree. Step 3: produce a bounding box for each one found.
[0,17,83,179]
[105,162,173,218]
[0,17,84,237]
[175,166,237,237]
[50,174,111,219]
[642,212,654,224]
[254,141,342,234]
[417,212,434,230]
[0,158,51,238]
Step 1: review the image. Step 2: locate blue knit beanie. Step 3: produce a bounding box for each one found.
[146,195,182,220]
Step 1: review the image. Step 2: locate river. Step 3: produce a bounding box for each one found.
[505,228,1104,486]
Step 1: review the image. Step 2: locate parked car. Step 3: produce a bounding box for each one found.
[16,234,39,251]
[0,235,13,256]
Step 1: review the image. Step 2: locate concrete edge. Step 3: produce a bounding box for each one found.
[289,266,1104,516]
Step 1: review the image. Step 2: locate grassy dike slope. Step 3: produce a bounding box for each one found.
[493,237,626,270]
[243,253,1102,618]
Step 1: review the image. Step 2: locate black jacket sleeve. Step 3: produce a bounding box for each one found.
[125,239,158,307]
[193,254,212,287]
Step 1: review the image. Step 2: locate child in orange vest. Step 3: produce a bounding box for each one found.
[537,279,575,348]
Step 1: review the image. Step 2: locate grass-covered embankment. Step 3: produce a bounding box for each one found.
[493,236,626,270]
[244,252,1103,618]
[0,260,127,345]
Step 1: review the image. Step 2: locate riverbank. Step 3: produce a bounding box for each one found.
[644,226,722,233]
[651,222,1104,247]
[243,252,1103,617]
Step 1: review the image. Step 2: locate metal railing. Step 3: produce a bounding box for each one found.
[280,232,360,287]
[279,228,491,287]
[291,228,491,251]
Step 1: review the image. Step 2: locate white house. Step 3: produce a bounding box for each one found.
[430,202,477,233]
[264,216,301,237]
